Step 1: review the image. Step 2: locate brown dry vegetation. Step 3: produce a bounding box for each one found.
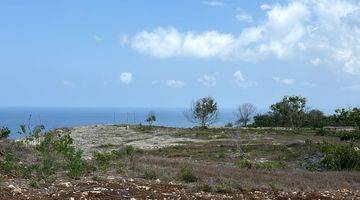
[1,125,359,199]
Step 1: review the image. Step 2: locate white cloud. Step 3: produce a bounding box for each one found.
[236,9,253,22]
[202,1,224,7]
[198,74,217,87]
[260,4,272,10]
[61,80,75,88]
[131,27,235,59]
[120,72,133,84]
[234,70,245,82]
[273,77,295,85]
[233,70,257,88]
[166,80,185,88]
[129,0,360,75]
[310,58,322,65]
[93,35,102,43]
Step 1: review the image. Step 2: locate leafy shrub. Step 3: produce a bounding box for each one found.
[116,163,124,174]
[336,131,360,141]
[41,155,55,177]
[180,164,197,183]
[235,158,252,169]
[28,179,39,188]
[215,184,232,194]
[199,183,212,192]
[255,161,286,170]
[66,149,85,179]
[143,168,158,179]
[320,142,360,170]
[305,138,312,145]
[0,127,11,139]
[92,151,113,171]
[125,145,134,156]
[0,152,18,173]
[20,164,39,179]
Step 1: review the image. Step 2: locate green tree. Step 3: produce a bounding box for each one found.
[304,109,326,128]
[185,96,219,128]
[146,111,156,126]
[270,96,307,128]
[0,127,11,139]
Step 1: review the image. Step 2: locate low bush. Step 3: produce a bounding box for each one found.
[215,184,232,194]
[0,127,11,139]
[320,142,360,170]
[0,152,19,173]
[179,164,197,183]
[20,164,38,179]
[92,151,113,172]
[199,183,212,192]
[143,168,158,179]
[336,131,360,141]
[66,149,85,179]
[235,158,252,169]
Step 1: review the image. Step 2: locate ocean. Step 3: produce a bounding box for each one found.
[0,107,238,138]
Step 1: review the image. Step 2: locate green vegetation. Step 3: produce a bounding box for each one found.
[184,96,219,128]
[0,127,11,139]
[252,95,360,129]
[320,142,360,170]
[235,158,252,169]
[146,111,156,126]
[336,131,360,141]
[179,164,197,183]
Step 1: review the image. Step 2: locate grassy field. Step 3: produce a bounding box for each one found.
[0,125,359,199]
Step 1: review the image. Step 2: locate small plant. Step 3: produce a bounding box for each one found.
[92,151,113,172]
[305,138,312,145]
[125,145,135,156]
[235,158,252,169]
[116,163,125,174]
[0,152,18,173]
[66,149,85,179]
[143,168,158,180]
[28,179,39,188]
[20,164,39,179]
[179,164,197,183]
[215,184,232,194]
[0,127,11,139]
[199,183,212,192]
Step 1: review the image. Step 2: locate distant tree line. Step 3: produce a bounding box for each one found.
[253,96,360,128]
[183,95,359,129]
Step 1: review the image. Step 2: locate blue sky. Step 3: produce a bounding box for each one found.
[0,0,359,110]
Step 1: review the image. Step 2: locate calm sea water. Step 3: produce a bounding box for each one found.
[0,107,237,138]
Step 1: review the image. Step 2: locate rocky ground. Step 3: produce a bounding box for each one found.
[68,125,205,158]
[1,176,359,200]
